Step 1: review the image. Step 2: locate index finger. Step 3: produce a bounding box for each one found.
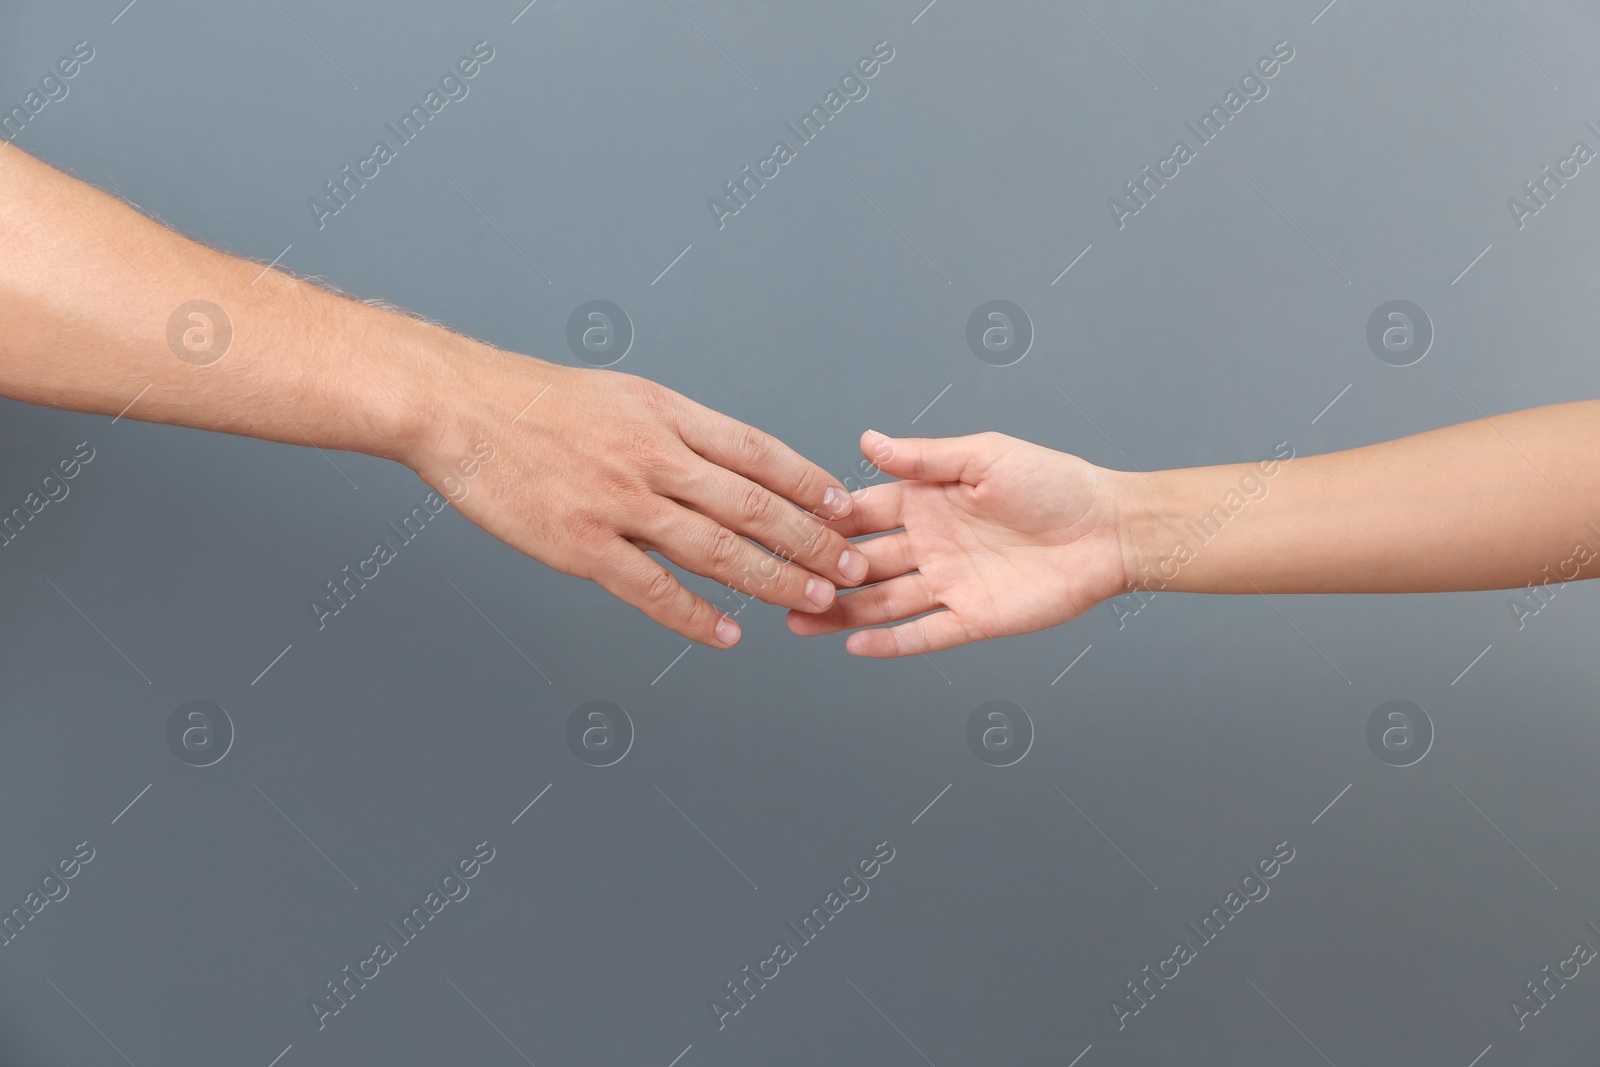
[675,401,855,522]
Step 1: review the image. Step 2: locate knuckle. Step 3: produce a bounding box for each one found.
[563,508,612,546]
[762,506,821,563]
[857,587,887,623]
[707,527,745,571]
[789,464,826,507]
[761,561,797,600]
[793,515,831,561]
[665,584,713,628]
[595,466,650,511]
[732,424,773,469]
[778,528,821,568]
[624,375,668,409]
[736,549,787,597]
[896,619,927,654]
[640,568,681,607]
[629,376,674,413]
[612,422,673,473]
[736,482,774,527]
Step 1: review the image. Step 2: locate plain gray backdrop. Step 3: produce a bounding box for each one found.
[3,1,1600,1064]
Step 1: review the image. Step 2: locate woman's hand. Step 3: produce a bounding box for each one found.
[786,430,1135,656]
[404,344,870,648]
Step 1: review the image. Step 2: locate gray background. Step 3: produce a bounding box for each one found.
[3,0,1600,1064]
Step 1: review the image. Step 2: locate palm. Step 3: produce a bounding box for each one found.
[789,433,1131,656]
[898,452,1125,639]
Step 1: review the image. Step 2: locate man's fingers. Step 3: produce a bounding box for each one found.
[860,429,999,484]
[641,504,842,613]
[592,541,741,648]
[673,463,867,589]
[844,611,973,657]
[784,573,937,636]
[677,403,854,520]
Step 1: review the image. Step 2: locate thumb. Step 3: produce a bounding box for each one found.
[861,429,999,483]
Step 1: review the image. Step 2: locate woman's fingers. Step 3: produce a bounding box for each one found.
[785,573,938,636]
[854,531,917,584]
[787,572,977,656]
[860,429,1003,484]
[592,541,741,647]
[640,502,842,613]
[844,611,973,657]
[823,481,906,538]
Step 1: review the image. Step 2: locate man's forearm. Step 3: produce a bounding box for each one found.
[1120,401,1600,595]
[0,141,873,646]
[0,139,481,461]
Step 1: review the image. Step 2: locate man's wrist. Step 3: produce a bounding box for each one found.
[375,323,480,469]
[331,304,495,469]
[371,316,566,474]
[235,272,457,466]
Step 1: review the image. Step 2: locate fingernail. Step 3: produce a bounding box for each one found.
[716,616,741,647]
[823,485,853,517]
[839,548,868,584]
[805,577,835,608]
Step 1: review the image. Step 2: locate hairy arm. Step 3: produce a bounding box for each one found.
[0,139,428,453]
[0,142,869,645]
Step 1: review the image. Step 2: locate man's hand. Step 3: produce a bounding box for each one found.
[0,141,867,647]
[405,347,869,647]
[786,430,1133,656]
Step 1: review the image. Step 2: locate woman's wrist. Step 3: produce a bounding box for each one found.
[1113,452,1297,595]
[1114,465,1240,595]
[1110,468,1178,594]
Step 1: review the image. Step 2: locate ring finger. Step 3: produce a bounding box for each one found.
[638,503,838,613]
[673,462,868,589]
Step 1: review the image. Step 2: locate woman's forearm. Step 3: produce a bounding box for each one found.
[1119,401,1600,595]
